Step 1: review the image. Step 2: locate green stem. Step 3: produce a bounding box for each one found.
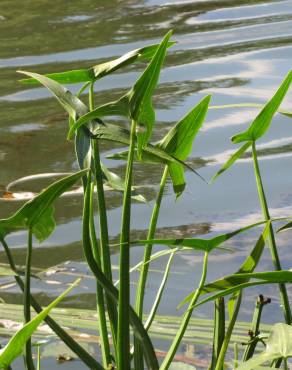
[89,82,118,352]
[252,141,292,324]
[242,295,269,361]
[117,119,137,370]
[134,165,168,370]
[82,180,158,370]
[284,358,288,370]
[89,182,112,368]
[0,239,102,370]
[160,252,209,370]
[215,292,242,370]
[211,297,225,370]
[24,228,35,370]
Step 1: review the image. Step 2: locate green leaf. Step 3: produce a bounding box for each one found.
[0,170,88,242]
[107,96,210,196]
[17,71,88,120]
[192,271,292,309]
[210,142,251,183]
[158,95,211,195]
[91,122,196,171]
[0,279,86,369]
[127,31,172,155]
[134,220,265,253]
[20,42,175,85]
[209,103,292,119]
[277,220,292,233]
[231,70,292,143]
[159,95,211,160]
[237,323,292,369]
[67,31,173,149]
[17,71,92,175]
[178,222,269,309]
[101,162,146,202]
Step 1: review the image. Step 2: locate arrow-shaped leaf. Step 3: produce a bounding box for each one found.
[232,70,292,144]
[20,42,175,85]
[0,170,88,242]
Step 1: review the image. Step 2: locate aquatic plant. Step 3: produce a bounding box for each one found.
[0,31,292,369]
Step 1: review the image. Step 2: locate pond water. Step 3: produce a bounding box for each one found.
[1,0,292,368]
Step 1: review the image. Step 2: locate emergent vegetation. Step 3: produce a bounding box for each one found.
[1,31,292,369]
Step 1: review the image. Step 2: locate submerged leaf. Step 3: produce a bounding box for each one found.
[0,170,87,242]
[0,279,83,369]
[232,70,292,143]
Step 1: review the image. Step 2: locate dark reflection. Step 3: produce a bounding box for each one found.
[0,0,282,59]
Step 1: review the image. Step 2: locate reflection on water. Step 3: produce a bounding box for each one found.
[1,0,292,367]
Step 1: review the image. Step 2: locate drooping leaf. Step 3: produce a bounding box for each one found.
[20,42,175,85]
[231,70,292,143]
[90,122,197,171]
[178,222,270,308]
[107,96,210,196]
[100,162,146,202]
[0,170,88,242]
[0,279,88,369]
[158,95,211,195]
[134,220,265,253]
[210,142,251,183]
[17,71,92,174]
[159,95,211,160]
[17,71,88,120]
[237,323,292,370]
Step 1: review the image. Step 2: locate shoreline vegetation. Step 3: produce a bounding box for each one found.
[1,31,292,369]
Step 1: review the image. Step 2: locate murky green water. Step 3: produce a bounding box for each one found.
[1,0,292,368]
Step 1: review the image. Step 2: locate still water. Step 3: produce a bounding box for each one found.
[1,0,292,368]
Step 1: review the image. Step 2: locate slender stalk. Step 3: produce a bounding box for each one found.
[82,180,159,370]
[234,343,239,369]
[215,292,242,370]
[89,82,118,352]
[160,252,209,370]
[117,118,137,370]
[211,297,225,370]
[24,228,35,370]
[89,182,112,368]
[242,295,270,361]
[252,142,292,324]
[144,252,174,331]
[134,165,168,370]
[284,358,289,370]
[37,347,40,370]
[1,240,103,369]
